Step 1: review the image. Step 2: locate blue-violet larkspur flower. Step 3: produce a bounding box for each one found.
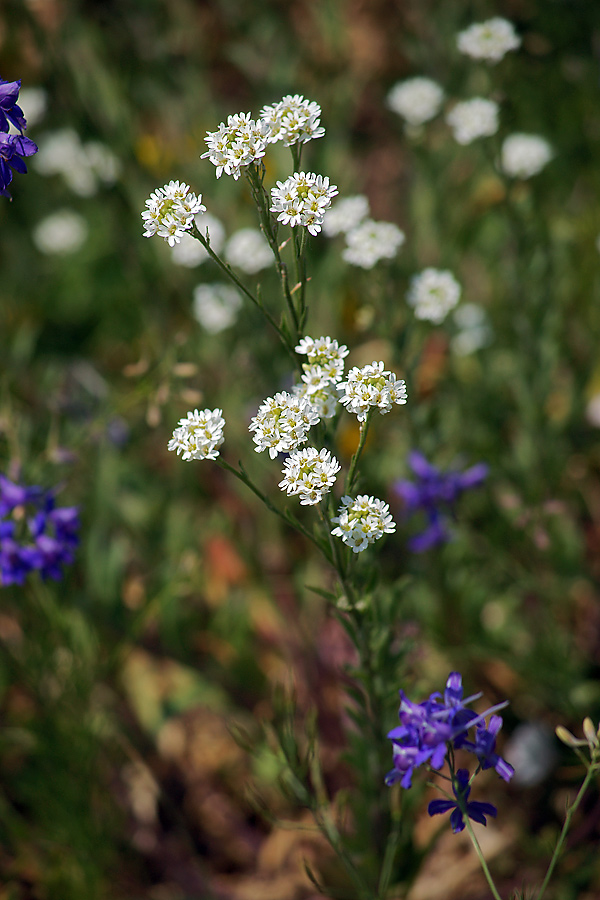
[428,768,498,833]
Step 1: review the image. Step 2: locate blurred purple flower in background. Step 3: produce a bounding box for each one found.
[0,475,80,586]
[394,451,488,551]
[0,76,38,198]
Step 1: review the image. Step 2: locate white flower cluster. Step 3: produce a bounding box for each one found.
[279,447,341,505]
[387,77,444,126]
[168,408,225,461]
[446,98,499,145]
[407,268,461,323]
[342,219,405,269]
[500,134,553,179]
[142,181,206,246]
[193,283,243,334]
[202,112,269,180]
[293,335,349,419]
[457,17,521,64]
[270,171,338,236]
[225,228,272,273]
[322,195,370,237]
[331,494,396,553]
[260,94,325,147]
[337,362,407,422]
[34,128,120,196]
[249,391,321,458]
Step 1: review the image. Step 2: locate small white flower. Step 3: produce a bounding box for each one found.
[168,408,225,461]
[500,134,553,179]
[270,171,338,236]
[322,195,370,237]
[260,94,325,146]
[407,268,461,323]
[141,181,206,246]
[279,447,341,505]
[337,361,408,422]
[292,379,340,419]
[331,494,396,552]
[342,220,405,269]
[32,209,89,255]
[225,227,272,273]
[387,77,444,126]
[446,98,499,145]
[457,17,521,64]
[192,283,243,334]
[295,336,349,381]
[33,128,120,195]
[202,112,269,180]
[249,391,321,458]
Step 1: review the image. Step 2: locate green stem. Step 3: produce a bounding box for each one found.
[345,412,373,495]
[462,814,504,900]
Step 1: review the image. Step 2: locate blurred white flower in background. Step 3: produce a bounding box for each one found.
[33,128,121,195]
[171,213,225,265]
[446,98,500,145]
[225,228,272,273]
[342,220,405,269]
[32,209,89,255]
[451,303,492,355]
[13,87,47,130]
[457,17,521,64]
[501,134,553,179]
[387,77,444,126]
[322,195,370,237]
[407,268,461,323]
[192,283,242,334]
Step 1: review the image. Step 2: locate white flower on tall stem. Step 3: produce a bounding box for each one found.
[168,409,225,461]
[322,195,370,237]
[342,220,405,269]
[202,112,269,180]
[407,268,461,323]
[500,134,553,179]
[386,77,444,126]
[260,95,325,146]
[270,172,338,236]
[141,181,206,246]
[457,18,521,64]
[249,391,321,458]
[337,362,407,422]
[279,447,341,505]
[446,98,500,145]
[331,494,396,553]
[295,335,349,382]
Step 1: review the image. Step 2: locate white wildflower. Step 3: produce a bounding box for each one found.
[32,209,88,255]
[192,283,243,334]
[331,494,396,553]
[279,447,341,505]
[225,227,272,273]
[292,379,340,420]
[168,408,225,461]
[342,220,405,269]
[446,98,500,145]
[386,77,444,126]
[500,134,553,179]
[33,128,120,195]
[202,112,269,180]
[322,195,370,237]
[249,391,321,458]
[337,361,408,422]
[407,268,461,323]
[295,335,349,382]
[260,94,325,146]
[457,18,521,64]
[451,303,492,355]
[270,171,338,236]
[141,180,206,246]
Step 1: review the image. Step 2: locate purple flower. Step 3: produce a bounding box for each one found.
[428,768,497,833]
[457,715,515,782]
[394,451,488,551]
[0,475,80,585]
[0,131,38,198]
[0,78,27,133]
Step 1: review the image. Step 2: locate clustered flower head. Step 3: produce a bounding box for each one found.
[0,77,38,198]
[168,408,225,461]
[457,17,521,64]
[249,391,321,458]
[386,672,514,833]
[295,335,349,382]
[501,134,553,179]
[202,112,269,180]
[279,447,341,505]
[407,268,462,323]
[141,181,206,246]
[387,77,444,127]
[331,494,396,553]
[395,451,488,551]
[0,474,80,585]
[446,98,500,145]
[342,219,406,269]
[270,171,338,236]
[260,94,325,147]
[337,361,407,422]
